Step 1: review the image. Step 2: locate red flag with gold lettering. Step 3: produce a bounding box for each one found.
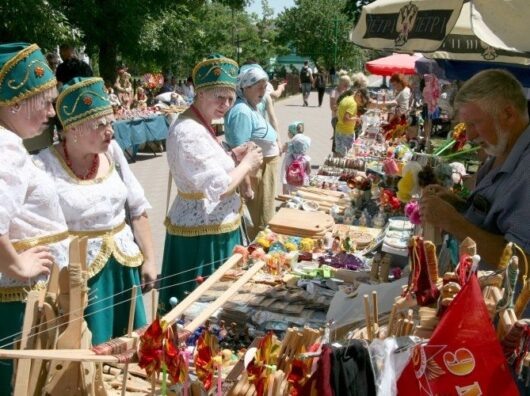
[397,274,518,395]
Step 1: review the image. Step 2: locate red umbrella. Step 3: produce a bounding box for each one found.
[365,53,420,76]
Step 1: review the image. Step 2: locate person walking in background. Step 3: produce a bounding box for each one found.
[329,65,336,86]
[315,67,327,107]
[299,60,313,106]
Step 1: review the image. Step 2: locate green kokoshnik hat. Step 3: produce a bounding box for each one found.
[192,54,239,92]
[0,42,56,106]
[57,77,113,129]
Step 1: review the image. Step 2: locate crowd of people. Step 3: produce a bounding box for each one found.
[1,39,530,394]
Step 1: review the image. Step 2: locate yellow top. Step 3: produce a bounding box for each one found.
[335,95,358,135]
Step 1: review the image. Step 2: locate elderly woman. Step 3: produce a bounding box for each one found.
[225,64,281,239]
[159,55,262,310]
[36,77,156,345]
[0,42,70,392]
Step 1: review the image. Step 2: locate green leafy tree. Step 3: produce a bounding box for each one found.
[275,0,369,71]
[343,0,376,23]
[0,0,76,52]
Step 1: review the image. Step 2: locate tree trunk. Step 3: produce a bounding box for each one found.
[98,41,118,85]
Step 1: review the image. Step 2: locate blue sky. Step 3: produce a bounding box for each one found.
[246,0,296,17]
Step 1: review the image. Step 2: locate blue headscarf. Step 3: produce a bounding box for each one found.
[288,134,311,155]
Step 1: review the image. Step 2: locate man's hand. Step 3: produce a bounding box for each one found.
[419,193,459,229]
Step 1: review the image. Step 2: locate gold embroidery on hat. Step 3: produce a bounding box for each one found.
[62,89,108,116]
[7,59,49,90]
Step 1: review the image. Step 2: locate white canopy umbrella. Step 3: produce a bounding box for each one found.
[471,0,530,53]
[427,2,530,65]
[350,0,530,62]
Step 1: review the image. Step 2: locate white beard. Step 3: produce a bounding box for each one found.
[477,123,509,157]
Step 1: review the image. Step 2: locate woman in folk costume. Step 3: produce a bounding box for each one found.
[0,42,70,393]
[159,55,263,311]
[36,77,157,344]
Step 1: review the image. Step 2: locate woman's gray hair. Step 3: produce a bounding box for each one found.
[351,72,368,89]
[454,69,527,116]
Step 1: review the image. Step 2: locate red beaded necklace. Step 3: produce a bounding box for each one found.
[62,140,100,180]
[190,104,217,141]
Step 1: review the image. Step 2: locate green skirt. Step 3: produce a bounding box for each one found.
[158,229,241,314]
[85,256,147,345]
[0,301,24,394]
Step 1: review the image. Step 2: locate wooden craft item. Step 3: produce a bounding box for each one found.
[387,304,398,337]
[497,242,514,270]
[423,241,439,284]
[379,255,391,282]
[268,208,334,235]
[13,290,41,396]
[364,294,373,341]
[370,253,381,281]
[183,261,265,332]
[161,253,243,328]
[294,189,350,206]
[422,222,442,246]
[459,237,477,257]
[299,186,348,199]
[120,286,138,396]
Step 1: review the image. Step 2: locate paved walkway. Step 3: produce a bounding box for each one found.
[129,90,334,269]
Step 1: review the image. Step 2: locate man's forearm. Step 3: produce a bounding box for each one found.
[441,212,511,268]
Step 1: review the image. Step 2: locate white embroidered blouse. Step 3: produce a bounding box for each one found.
[166,117,241,236]
[0,127,69,294]
[35,140,151,277]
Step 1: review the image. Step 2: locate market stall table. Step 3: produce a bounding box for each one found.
[113,114,169,161]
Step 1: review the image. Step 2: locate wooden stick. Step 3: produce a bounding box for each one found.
[150,288,158,394]
[151,288,158,321]
[0,349,123,362]
[161,253,243,328]
[387,304,397,337]
[363,294,373,341]
[372,291,378,327]
[407,309,413,322]
[184,261,265,332]
[13,291,40,396]
[121,286,138,396]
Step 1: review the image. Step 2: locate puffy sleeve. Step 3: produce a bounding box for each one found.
[168,121,232,203]
[224,104,253,148]
[0,139,29,235]
[109,140,151,217]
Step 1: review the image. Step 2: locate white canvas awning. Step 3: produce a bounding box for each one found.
[350,0,530,62]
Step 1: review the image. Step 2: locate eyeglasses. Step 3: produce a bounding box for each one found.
[212,94,235,106]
